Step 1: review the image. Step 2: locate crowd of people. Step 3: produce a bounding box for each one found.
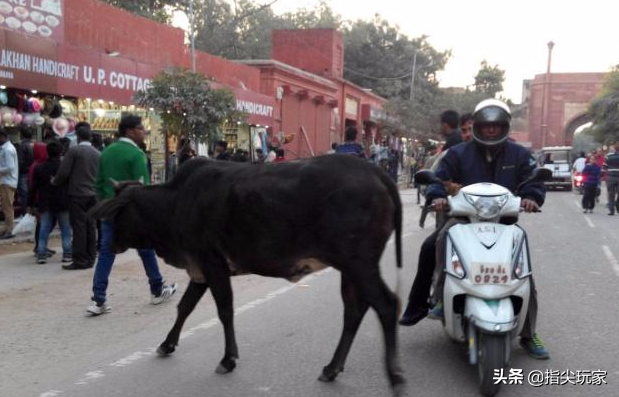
[0,115,177,316]
[571,142,619,214]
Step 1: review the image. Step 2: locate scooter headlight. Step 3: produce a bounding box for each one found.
[464,193,509,219]
[448,252,466,279]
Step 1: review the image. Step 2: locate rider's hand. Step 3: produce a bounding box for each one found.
[432,198,448,212]
[521,198,539,213]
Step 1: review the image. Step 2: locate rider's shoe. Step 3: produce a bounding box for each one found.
[427,301,444,320]
[520,333,550,360]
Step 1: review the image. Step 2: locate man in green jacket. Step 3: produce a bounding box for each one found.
[88,115,176,316]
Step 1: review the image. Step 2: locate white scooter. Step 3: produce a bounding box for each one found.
[415,168,551,397]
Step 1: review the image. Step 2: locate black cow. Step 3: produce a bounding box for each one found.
[89,154,404,391]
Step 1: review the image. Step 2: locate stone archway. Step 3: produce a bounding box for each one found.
[564,113,592,145]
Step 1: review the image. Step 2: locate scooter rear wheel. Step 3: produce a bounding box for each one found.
[478,333,506,397]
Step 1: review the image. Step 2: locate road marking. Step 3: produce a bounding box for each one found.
[574,200,581,209]
[584,216,595,228]
[39,270,331,397]
[602,246,619,278]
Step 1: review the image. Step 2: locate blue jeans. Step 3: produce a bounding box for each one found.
[38,211,72,256]
[17,173,28,213]
[92,220,163,304]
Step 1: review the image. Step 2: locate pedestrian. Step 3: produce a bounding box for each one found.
[92,133,104,152]
[273,148,286,163]
[177,137,194,165]
[17,126,35,215]
[253,148,266,163]
[215,140,230,161]
[582,155,601,213]
[29,140,56,257]
[335,126,365,157]
[88,114,176,316]
[440,110,462,150]
[572,151,586,174]
[459,113,473,142]
[52,124,101,270]
[0,128,18,239]
[603,141,619,215]
[28,141,72,264]
[327,142,338,154]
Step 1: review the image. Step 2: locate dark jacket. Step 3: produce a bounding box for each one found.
[335,142,366,158]
[28,159,69,212]
[17,139,34,174]
[426,140,545,206]
[52,142,101,197]
[582,163,602,186]
[442,129,463,151]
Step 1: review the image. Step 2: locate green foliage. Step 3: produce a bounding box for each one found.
[587,66,619,143]
[134,68,245,143]
[474,60,505,97]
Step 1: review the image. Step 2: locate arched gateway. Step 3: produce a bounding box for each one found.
[528,73,605,149]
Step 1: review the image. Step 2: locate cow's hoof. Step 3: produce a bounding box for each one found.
[156,342,176,357]
[215,357,236,374]
[392,382,406,397]
[390,372,406,396]
[318,365,343,382]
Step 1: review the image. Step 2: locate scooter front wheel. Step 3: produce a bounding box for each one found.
[477,333,506,397]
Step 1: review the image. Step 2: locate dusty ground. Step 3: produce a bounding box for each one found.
[0,236,60,256]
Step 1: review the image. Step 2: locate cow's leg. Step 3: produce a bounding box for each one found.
[361,276,405,390]
[319,274,369,382]
[207,265,239,374]
[157,281,208,356]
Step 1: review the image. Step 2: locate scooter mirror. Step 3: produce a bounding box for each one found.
[414,170,441,185]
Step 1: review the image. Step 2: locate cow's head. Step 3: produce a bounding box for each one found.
[88,178,151,253]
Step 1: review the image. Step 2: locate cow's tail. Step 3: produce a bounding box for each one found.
[377,169,403,311]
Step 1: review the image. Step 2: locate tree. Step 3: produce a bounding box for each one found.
[134,68,245,143]
[474,60,505,97]
[100,0,186,23]
[587,66,619,143]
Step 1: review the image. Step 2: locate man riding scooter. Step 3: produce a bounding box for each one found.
[399,99,550,360]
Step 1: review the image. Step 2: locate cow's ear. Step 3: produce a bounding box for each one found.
[88,196,131,221]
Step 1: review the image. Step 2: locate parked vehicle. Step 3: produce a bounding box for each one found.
[415,168,551,397]
[539,146,572,190]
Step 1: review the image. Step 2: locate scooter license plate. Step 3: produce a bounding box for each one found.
[471,262,511,285]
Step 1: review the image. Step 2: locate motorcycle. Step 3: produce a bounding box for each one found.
[415,168,551,397]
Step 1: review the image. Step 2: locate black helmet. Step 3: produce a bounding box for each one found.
[472,99,511,147]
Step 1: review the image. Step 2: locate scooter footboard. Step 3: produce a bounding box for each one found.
[465,296,517,334]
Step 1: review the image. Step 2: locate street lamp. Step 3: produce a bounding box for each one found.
[540,41,554,148]
[189,0,196,73]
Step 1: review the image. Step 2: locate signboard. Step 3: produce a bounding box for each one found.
[0,29,154,104]
[0,0,64,41]
[345,96,358,117]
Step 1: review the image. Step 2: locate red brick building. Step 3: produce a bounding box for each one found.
[243,29,391,157]
[0,2,391,163]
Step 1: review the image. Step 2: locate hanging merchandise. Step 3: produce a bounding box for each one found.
[53,117,70,137]
[12,113,23,125]
[0,91,7,105]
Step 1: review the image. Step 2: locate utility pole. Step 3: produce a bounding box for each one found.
[540,40,554,148]
[409,50,418,102]
[189,0,196,73]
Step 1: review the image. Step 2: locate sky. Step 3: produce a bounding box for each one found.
[256,0,618,103]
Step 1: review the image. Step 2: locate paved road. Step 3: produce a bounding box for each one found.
[1,190,617,397]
